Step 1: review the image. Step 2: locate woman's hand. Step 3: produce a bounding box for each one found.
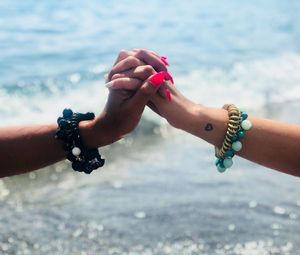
[107,49,199,132]
[93,76,164,146]
[87,51,170,147]
[107,49,174,100]
[107,49,168,81]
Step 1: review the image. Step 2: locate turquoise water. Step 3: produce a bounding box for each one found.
[1,0,300,124]
[0,0,300,254]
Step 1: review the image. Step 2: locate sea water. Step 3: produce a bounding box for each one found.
[0,0,300,254]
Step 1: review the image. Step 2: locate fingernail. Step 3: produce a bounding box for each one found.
[149,71,166,88]
[166,89,172,102]
[161,56,169,66]
[105,80,114,88]
[104,73,109,83]
[164,71,174,84]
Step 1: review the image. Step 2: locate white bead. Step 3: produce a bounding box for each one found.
[72,147,81,156]
[232,141,242,152]
[224,158,233,168]
[241,120,252,130]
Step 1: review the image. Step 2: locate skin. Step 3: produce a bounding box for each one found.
[110,49,300,177]
[2,48,300,177]
[0,50,167,178]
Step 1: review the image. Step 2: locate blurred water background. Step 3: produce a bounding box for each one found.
[1,0,300,254]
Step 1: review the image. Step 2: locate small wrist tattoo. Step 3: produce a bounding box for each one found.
[205,123,213,132]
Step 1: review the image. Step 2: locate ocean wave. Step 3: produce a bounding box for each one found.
[1,53,300,125]
[177,52,300,109]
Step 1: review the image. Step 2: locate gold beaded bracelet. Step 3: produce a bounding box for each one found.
[215,104,252,172]
[215,104,241,158]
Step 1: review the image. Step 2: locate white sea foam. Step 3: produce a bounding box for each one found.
[1,53,300,125]
[0,80,109,125]
[176,52,300,110]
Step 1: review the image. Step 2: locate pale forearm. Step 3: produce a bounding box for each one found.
[178,104,300,176]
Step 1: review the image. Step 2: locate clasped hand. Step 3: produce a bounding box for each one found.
[90,49,199,147]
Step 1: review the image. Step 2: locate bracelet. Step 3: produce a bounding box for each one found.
[55,109,105,174]
[215,104,252,173]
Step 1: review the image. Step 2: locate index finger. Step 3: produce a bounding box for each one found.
[133,49,167,72]
[105,50,136,82]
[112,49,130,66]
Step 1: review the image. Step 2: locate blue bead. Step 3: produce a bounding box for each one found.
[72,161,82,171]
[63,108,73,118]
[58,119,69,128]
[226,149,235,157]
[241,112,248,120]
[55,129,65,139]
[237,130,245,139]
[57,117,63,124]
[231,135,239,142]
[86,112,95,120]
[99,158,105,167]
[215,158,224,167]
[215,158,220,166]
[217,165,227,173]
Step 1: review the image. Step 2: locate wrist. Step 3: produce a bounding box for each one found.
[163,91,204,132]
[178,103,229,146]
[174,102,206,133]
[79,114,115,148]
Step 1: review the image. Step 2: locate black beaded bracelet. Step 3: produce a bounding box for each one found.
[55,108,105,174]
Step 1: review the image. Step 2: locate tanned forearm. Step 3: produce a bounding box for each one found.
[0,118,109,178]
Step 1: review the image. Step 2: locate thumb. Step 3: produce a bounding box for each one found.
[128,72,166,111]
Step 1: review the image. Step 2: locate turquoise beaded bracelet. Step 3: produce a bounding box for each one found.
[215,104,252,173]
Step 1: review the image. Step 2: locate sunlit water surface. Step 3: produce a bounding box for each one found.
[0,0,300,254]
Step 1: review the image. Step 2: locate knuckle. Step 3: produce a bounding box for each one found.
[143,65,155,75]
[136,49,145,57]
[111,73,121,80]
[119,49,128,56]
[139,49,146,54]
[126,55,138,64]
[140,85,153,96]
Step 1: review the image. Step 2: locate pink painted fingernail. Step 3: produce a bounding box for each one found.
[149,71,165,88]
[161,56,169,66]
[166,89,172,101]
[164,71,174,84]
